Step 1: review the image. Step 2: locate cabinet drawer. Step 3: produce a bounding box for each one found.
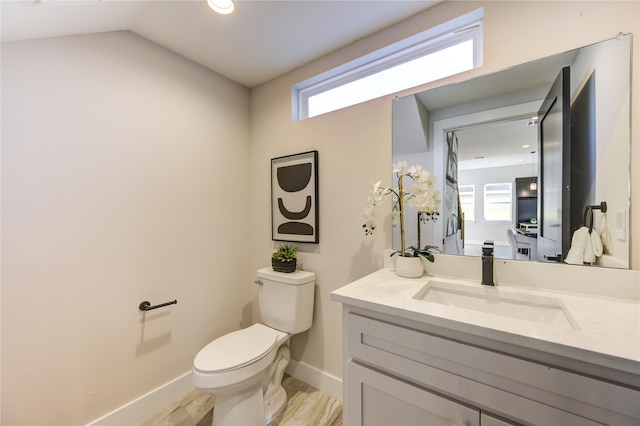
[481,413,516,426]
[346,360,480,426]
[347,312,639,425]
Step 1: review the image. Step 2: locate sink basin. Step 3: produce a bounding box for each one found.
[413,279,580,330]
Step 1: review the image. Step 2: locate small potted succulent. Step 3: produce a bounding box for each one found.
[271,243,298,273]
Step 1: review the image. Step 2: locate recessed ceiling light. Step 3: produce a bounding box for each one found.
[207,0,234,14]
[522,144,530,148]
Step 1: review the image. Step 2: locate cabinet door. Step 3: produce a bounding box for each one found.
[346,361,479,426]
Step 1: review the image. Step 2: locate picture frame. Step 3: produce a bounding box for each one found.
[271,151,319,243]
[446,130,459,184]
[445,182,459,237]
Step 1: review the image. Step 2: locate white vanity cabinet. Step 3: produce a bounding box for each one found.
[341,306,640,426]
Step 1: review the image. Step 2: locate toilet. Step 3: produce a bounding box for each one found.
[192,267,315,426]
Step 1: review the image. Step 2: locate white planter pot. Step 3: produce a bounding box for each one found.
[394,256,424,278]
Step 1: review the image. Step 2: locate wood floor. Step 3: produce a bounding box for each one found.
[137,375,343,426]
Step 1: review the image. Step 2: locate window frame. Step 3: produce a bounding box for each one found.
[292,8,484,122]
[459,184,475,222]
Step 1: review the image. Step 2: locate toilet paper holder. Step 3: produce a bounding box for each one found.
[139,299,177,311]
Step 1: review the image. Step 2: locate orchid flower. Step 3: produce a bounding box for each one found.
[363,163,440,258]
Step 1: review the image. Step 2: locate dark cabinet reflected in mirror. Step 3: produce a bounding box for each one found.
[392,34,631,269]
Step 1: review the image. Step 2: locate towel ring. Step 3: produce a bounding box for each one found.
[583,202,607,233]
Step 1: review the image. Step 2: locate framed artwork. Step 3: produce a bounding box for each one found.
[446,131,459,184]
[271,151,319,243]
[445,182,460,237]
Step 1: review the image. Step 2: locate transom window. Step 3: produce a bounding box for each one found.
[292,8,484,121]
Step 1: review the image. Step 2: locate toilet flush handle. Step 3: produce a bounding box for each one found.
[254,280,263,286]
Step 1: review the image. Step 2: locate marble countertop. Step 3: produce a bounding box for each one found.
[331,268,640,376]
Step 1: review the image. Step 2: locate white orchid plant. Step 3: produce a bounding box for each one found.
[363,161,440,261]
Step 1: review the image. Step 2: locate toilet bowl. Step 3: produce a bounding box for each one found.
[192,268,315,426]
[193,324,290,425]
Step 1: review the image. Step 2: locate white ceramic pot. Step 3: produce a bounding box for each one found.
[394,256,424,278]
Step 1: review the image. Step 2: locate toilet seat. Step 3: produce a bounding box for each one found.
[194,324,280,373]
[192,324,289,393]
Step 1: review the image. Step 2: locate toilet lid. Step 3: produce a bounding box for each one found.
[194,324,278,373]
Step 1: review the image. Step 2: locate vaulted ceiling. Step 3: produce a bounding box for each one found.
[1,0,439,87]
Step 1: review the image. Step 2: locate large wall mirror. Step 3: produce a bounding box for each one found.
[392,34,631,269]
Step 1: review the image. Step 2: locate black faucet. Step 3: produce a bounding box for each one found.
[482,240,494,286]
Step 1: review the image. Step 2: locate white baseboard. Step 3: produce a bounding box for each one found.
[86,361,342,425]
[285,359,343,402]
[86,371,193,426]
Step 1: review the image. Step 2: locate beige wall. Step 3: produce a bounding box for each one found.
[1,31,252,424]
[2,1,639,424]
[250,0,640,381]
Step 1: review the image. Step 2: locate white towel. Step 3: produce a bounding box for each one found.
[591,229,603,257]
[597,215,611,254]
[583,230,596,263]
[565,227,589,265]
[565,226,603,265]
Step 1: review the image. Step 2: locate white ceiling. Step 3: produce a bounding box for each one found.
[456,118,539,171]
[1,0,439,87]
[397,48,581,170]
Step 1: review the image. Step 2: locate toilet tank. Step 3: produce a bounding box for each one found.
[256,267,315,334]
